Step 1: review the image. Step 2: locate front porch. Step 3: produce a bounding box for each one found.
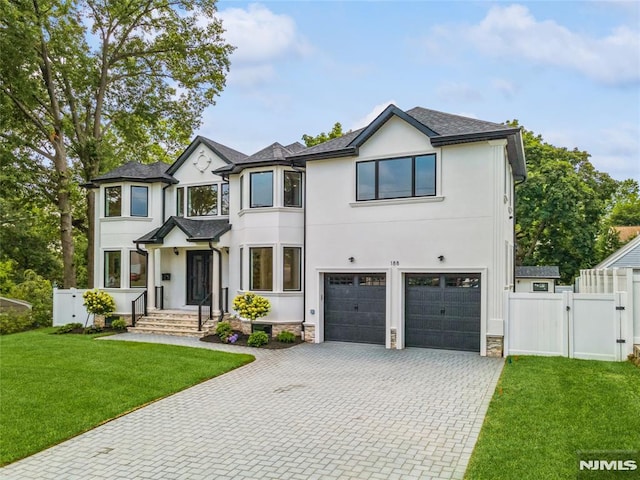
[128,308,230,337]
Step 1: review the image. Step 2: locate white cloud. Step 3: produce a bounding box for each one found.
[218,3,311,87]
[350,100,397,130]
[419,4,640,86]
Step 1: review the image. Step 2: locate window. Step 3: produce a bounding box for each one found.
[129,251,147,287]
[250,171,273,208]
[356,154,436,201]
[250,247,273,291]
[105,186,121,217]
[221,183,229,215]
[284,171,302,207]
[130,186,148,217]
[239,176,244,210]
[533,282,549,292]
[283,247,301,291]
[104,251,121,288]
[188,185,218,216]
[176,187,184,217]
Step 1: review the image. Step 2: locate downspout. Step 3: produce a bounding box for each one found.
[513,178,525,292]
[290,163,306,337]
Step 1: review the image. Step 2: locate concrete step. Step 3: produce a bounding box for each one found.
[128,326,209,337]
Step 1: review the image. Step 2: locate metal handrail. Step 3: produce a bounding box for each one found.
[131,290,147,327]
[198,292,213,331]
[155,286,164,309]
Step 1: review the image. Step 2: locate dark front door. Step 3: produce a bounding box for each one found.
[324,273,386,345]
[186,250,212,305]
[405,273,481,352]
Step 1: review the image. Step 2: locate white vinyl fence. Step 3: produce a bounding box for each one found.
[52,288,89,326]
[578,267,640,345]
[505,291,632,362]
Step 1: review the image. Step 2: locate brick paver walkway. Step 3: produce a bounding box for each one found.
[1,335,503,480]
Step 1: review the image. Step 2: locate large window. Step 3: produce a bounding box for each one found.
[239,247,243,290]
[221,183,230,215]
[104,251,121,288]
[283,247,301,291]
[356,154,436,201]
[130,186,148,217]
[129,251,147,287]
[250,171,273,208]
[188,185,218,216]
[284,171,302,207]
[105,186,121,217]
[176,187,184,217]
[250,247,273,291]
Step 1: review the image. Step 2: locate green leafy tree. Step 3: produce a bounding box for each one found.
[302,122,344,147]
[595,179,640,260]
[9,269,53,327]
[0,0,233,287]
[513,122,618,284]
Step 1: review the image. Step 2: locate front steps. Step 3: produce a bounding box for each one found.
[128,310,218,337]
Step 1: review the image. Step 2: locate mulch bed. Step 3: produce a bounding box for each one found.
[200,332,304,349]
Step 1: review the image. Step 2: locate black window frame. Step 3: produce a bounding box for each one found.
[284,171,302,208]
[104,186,122,217]
[356,153,437,201]
[129,250,147,288]
[104,250,121,288]
[130,185,148,217]
[239,247,243,290]
[249,246,273,291]
[221,183,230,215]
[283,246,302,291]
[176,187,184,217]
[187,184,218,217]
[533,282,549,292]
[250,171,274,208]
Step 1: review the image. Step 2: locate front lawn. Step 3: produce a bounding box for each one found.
[0,329,254,465]
[465,356,640,479]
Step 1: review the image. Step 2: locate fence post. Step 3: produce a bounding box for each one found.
[503,290,510,357]
[564,291,573,358]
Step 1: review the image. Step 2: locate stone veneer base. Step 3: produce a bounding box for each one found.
[486,335,504,358]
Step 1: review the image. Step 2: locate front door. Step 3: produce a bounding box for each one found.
[186,250,212,305]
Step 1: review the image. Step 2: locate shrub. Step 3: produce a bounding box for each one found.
[111,318,127,331]
[9,270,52,327]
[54,322,83,334]
[84,325,103,334]
[215,321,233,342]
[0,312,36,335]
[232,292,270,321]
[247,331,269,347]
[82,289,116,316]
[276,331,296,343]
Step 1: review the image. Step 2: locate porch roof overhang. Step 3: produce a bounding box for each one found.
[135,216,231,245]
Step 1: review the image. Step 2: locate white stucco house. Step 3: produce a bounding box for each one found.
[86,104,526,356]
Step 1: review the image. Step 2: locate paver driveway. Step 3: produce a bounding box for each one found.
[1,335,503,480]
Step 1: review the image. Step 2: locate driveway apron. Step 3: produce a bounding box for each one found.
[1,334,503,480]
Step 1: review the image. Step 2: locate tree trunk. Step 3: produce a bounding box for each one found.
[86,189,95,288]
[53,139,76,288]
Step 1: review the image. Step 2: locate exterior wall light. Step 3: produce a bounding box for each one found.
[173,247,179,256]
[348,256,355,263]
[438,255,445,262]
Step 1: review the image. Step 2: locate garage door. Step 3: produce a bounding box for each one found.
[405,273,481,351]
[324,273,386,344]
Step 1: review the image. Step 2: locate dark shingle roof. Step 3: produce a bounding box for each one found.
[214,142,304,174]
[90,161,177,185]
[135,217,231,244]
[288,104,526,180]
[284,142,306,154]
[515,266,561,279]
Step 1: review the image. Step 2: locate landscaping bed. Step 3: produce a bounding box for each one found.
[200,331,304,349]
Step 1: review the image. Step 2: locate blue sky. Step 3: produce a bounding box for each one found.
[199,0,639,182]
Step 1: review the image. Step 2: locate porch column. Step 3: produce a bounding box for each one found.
[147,247,156,309]
[212,248,221,317]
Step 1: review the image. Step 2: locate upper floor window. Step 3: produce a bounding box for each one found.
[356,154,436,201]
[250,171,273,208]
[221,183,230,215]
[284,171,302,207]
[105,186,122,217]
[130,186,148,217]
[188,184,218,216]
[176,187,184,217]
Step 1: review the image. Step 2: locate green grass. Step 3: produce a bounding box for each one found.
[0,329,254,465]
[465,356,640,479]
